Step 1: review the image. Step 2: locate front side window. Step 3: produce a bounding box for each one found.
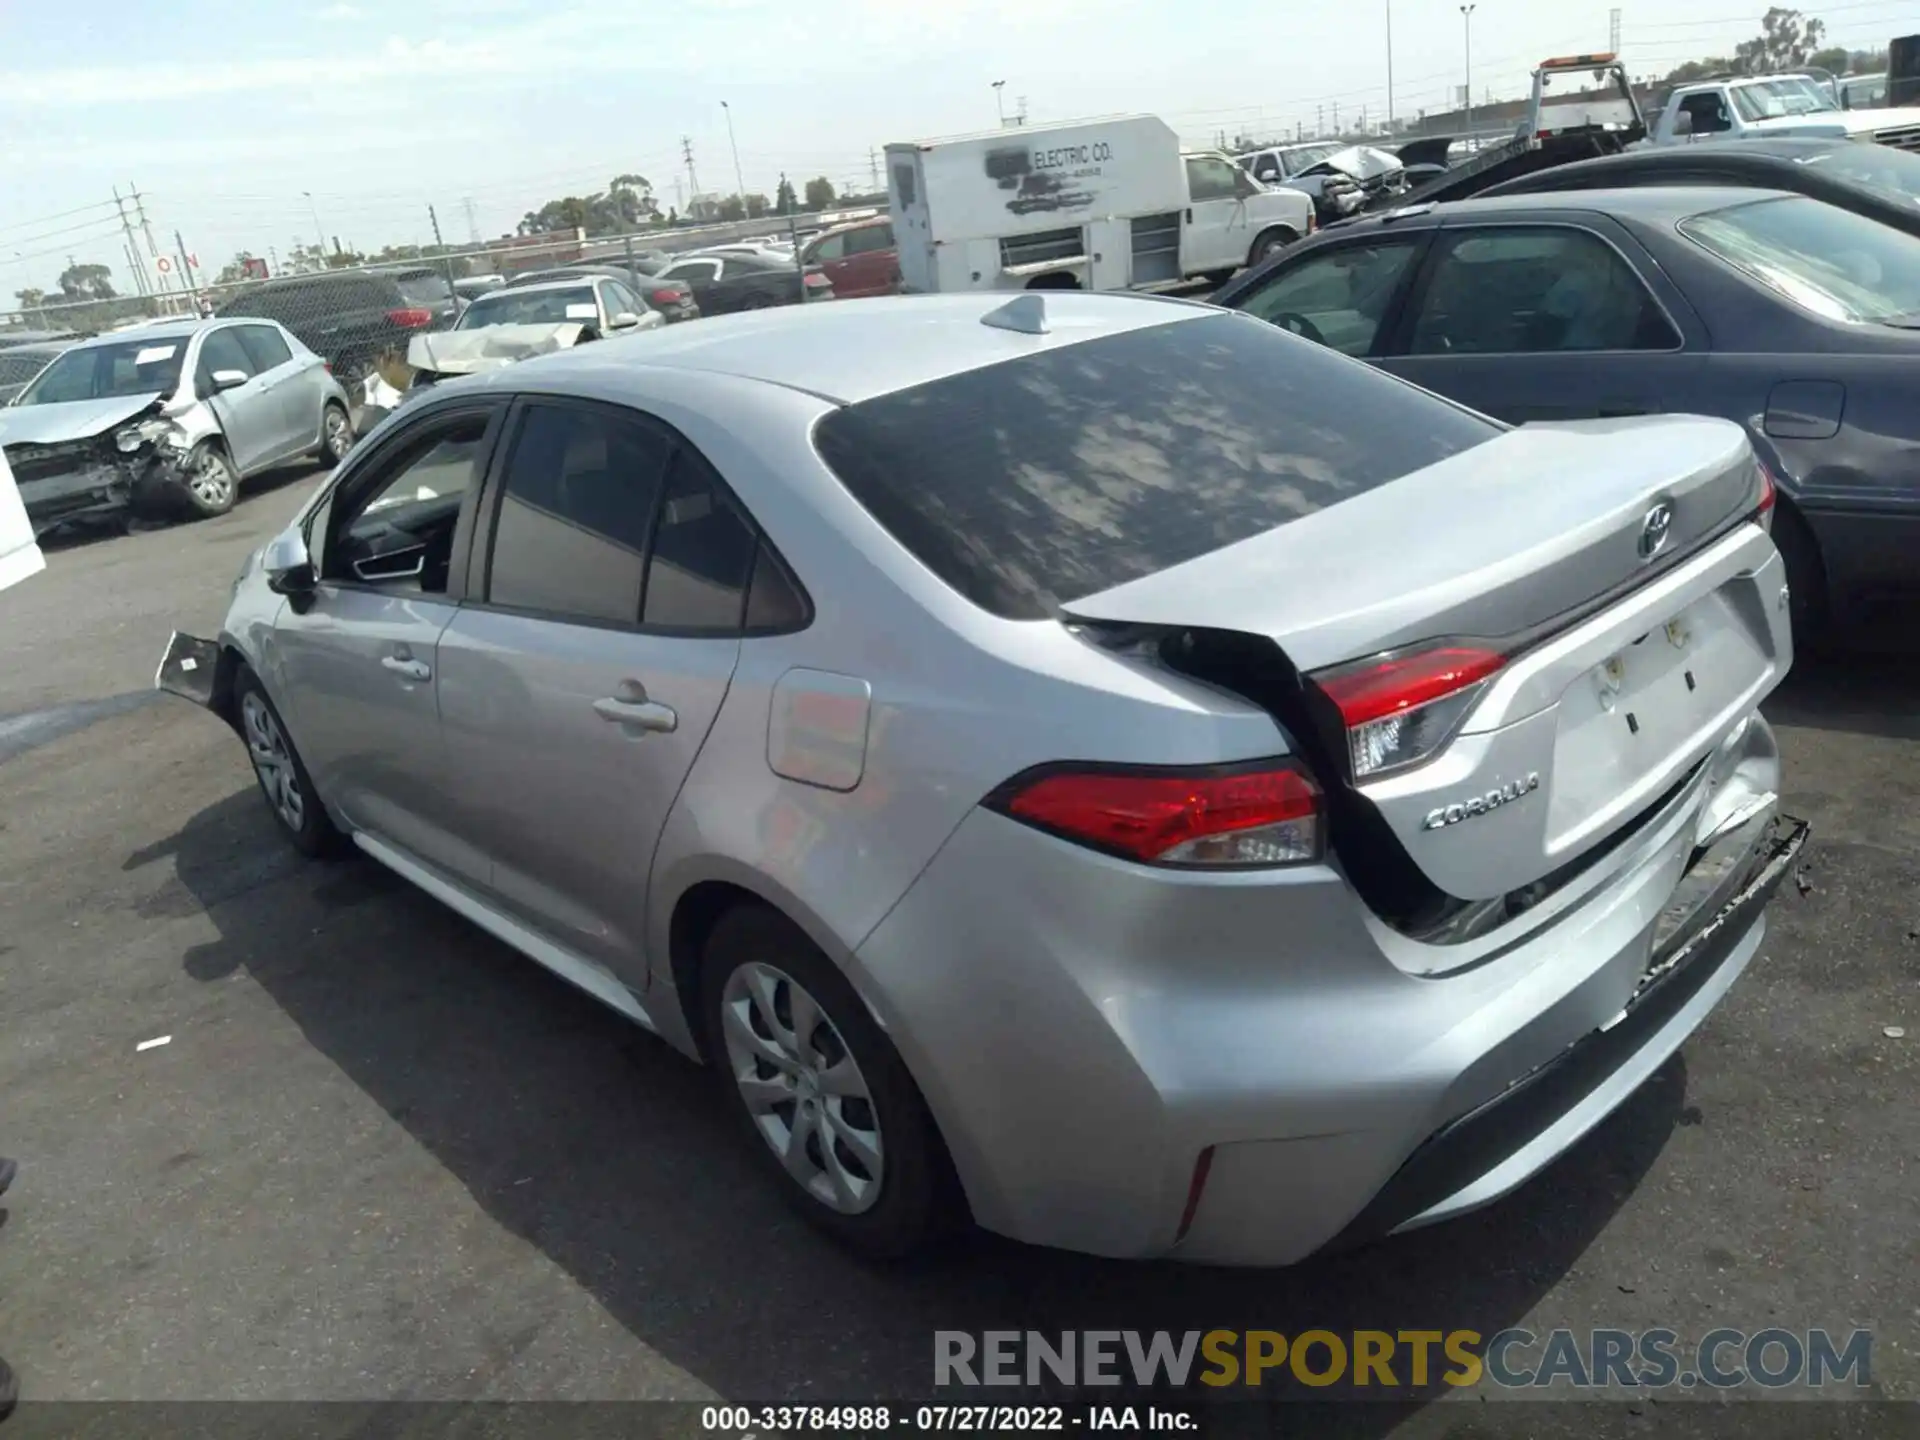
[1185,156,1241,202]
[1235,241,1423,357]
[810,233,848,263]
[329,411,492,592]
[195,329,258,391]
[811,312,1497,620]
[235,324,293,372]
[665,259,722,282]
[16,337,187,405]
[486,403,671,624]
[1407,227,1678,354]
[1679,92,1732,133]
[1681,194,1920,325]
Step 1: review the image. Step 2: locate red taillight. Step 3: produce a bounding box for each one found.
[650,288,682,305]
[804,271,831,288]
[385,307,433,327]
[1315,644,1505,780]
[1755,461,1778,532]
[992,762,1322,868]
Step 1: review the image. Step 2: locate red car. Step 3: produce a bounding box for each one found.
[801,218,900,299]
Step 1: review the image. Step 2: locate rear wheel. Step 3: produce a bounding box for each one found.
[233,668,345,858]
[181,442,239,519]
[701,904,958,1259]
[319,402,353,465]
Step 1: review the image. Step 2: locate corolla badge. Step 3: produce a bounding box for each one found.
[1422,772,1541,831]
[1638,501,1675,561]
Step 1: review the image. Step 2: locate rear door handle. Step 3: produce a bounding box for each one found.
[592,696,678,733]
[381,656,431,682]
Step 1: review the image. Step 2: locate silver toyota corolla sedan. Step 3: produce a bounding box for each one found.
[156,292,1807,1264]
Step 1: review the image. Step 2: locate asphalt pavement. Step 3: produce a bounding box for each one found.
[0,470,1915,1429]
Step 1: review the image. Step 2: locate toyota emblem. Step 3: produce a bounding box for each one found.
[1638,501,1674,562]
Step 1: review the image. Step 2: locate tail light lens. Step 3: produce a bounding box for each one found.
[1315,643,1505,780]
[989,762,1322,868]
[1755,461,1778,533]
[385,307,433,327]
[803,270,831,288]
[650,288,683,305]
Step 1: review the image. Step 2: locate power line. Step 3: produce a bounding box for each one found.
[0,199,121,238]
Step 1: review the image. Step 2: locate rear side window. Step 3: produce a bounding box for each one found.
[641,452,758,630]
[812,313,1497,619]
[235,324,292,371]
[486,403,672,624]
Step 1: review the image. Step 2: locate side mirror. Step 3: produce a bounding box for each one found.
[209,368,249,393]
[608,311,643,330]
[263,526,316,596]
[1672,111,1695,137]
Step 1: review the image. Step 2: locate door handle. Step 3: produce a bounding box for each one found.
[381,656,431,682]
[592,696,678,733]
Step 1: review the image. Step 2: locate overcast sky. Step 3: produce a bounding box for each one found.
[2,0,1913,300]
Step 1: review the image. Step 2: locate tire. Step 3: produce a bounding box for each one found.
[1771,500,1832,654]
[1024,272,1081,291]
[1248,226,1299,267]
[701,904,959,1259]
[319,401,354,466]
[180,441,239,519]
[232,668,346,859]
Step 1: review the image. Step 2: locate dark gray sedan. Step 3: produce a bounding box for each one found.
[1212,186,1920,643]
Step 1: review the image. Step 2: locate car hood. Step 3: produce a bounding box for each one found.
[0,393,163,447]
[1300,146,1406,183]
[407,323,590,376]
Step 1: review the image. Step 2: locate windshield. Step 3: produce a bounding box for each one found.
[456,286,598,329]
[14,337,187,405]
[1798,140,1920,208]
[1729,77,1839,121]
[1682,195,1920,325]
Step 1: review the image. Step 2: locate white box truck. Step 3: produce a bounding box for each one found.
[885,114,1314,295]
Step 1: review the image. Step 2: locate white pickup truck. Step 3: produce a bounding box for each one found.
[1649,73,1920,149]
[886,114,1314,294]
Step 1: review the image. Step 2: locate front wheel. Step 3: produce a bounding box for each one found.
[180,442,239,519]
[233,669,345,858]
[319,402,354,465]
[702,905,959,1259]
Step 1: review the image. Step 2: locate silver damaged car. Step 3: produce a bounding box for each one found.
[155,292,1808,1264]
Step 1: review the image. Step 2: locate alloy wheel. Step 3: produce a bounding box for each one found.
[241,691,306,833]
[720,961,885,1215]
[322,406,353,460]
[190,449,235,509]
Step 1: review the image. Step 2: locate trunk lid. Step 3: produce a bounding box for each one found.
[1065,416,1792,902]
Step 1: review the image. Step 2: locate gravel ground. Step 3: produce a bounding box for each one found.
[0,472,1914,1434]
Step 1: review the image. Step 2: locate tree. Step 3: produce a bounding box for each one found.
[1808,45,1850,74]
[744,193,770,219]
[57,262,116,303]
[716,196,747,223]
[518,174,661,238]
[803,176,836,210]
[775,177,798,215]
[1734,7,1825,72]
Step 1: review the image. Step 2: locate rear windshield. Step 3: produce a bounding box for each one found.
[394,271,453,306]
[812,312,1498,620]
[1681,194,1920,325]
[1796,139,1920,207]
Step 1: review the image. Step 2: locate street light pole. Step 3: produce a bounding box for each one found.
[1460,4,1476,142]
[720,101,748,210]
[992,80,1006,126]
[303,190,328,263]
[1385,0,1394,133]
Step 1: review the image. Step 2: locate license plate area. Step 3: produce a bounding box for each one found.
[1546,585,1766,856]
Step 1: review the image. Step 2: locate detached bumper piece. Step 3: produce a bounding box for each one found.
[154,631,221,708]
[1331,815,1810,1249]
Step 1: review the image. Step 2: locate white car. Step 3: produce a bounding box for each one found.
[0,447,45,591]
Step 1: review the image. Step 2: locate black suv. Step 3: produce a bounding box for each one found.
[216,266,461,382]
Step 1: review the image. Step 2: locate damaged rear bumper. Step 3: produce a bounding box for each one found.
[154,630,221,709]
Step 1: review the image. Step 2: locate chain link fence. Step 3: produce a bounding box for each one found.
[1,205,884,396]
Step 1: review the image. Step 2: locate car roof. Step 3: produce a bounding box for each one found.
[71,317,210,347]
[492,291,1210,406]
[473,277,600,297]
[1410,184,1796,224]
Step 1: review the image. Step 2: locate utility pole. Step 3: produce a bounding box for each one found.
[1609,6,1622,54]
[111,186,151,298]
[993,79,1006,125]
[1316,103,1324,136]
[304,190,328,259]
[1017,96,1028,126]
[129,185,170,309]
[681,137,701,212]
[1332,100,1341,133]
[173,230,198,310]
[869,148,880,194]
[1461,4,1477,139]
[429,204,458,297]
[463,196,481,246]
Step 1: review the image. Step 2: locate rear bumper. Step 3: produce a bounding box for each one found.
[853,710,1800,1266]
[154,630,222,709]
